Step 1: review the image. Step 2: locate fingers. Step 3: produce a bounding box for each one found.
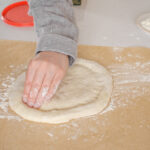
[27,69,46,107]
[22,60,38,104]
[22,52,67,109]
[44,73,61,102]
[33,71,56,108]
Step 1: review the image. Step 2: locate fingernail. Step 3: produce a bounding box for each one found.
[22,95,28,103]
[28,101,34,107]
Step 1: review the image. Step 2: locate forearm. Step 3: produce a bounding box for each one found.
[27,0,78,66]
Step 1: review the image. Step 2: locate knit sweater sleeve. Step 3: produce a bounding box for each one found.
[27,0,78,66]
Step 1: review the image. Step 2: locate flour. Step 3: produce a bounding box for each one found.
[70,134,78,140]
[0,63,27,121]
[0,75,15,111]
[41,87,49,98]
[48,132,54,137]
[89,127,98,133]
[1,58,150,145]
[71,122,79,127]
[9,65,15,68]
[0,102,8,112]
[47,117,108,142]
[67,128,82,141]
[101,61,150,114]
[29,88,38,98]
[112,47,124,51]
[114,56,123,62]
[100,99,115,114]
[2,83,8,87]
[52,81,60,95]
[0,114,22,121]
[59,124,70,128]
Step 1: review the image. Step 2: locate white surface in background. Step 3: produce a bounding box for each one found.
[0,0,150,47]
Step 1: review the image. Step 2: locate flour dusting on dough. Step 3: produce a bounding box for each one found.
[41,87,49,97]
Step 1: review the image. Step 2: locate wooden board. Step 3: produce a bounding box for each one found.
[0,40,150,150]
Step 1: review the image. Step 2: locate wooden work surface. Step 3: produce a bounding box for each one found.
[0,40,150,150]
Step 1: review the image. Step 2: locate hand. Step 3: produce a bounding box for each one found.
[22,51,69,108]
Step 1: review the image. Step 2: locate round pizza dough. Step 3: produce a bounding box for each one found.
[8,58,112,124]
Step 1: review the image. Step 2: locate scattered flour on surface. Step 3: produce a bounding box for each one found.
[59,124,70,128]
[0,114,22,121]
[71,122,79,127]
[101,61,150,114]
[112,47,124,51]
[89,127,98,133]
[0,102,8,112]
[1,61,150,143]
[0,64,27,121]
[48,132,54,137]
[70,134,78,140]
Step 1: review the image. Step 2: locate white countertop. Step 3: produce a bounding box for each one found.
[1,0,150,48]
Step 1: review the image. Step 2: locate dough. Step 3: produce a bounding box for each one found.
[140,18,150,32]
[8,58,112,124]
[136,13,150,33]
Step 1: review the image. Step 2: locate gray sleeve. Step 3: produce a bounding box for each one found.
[27,0,78,66]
